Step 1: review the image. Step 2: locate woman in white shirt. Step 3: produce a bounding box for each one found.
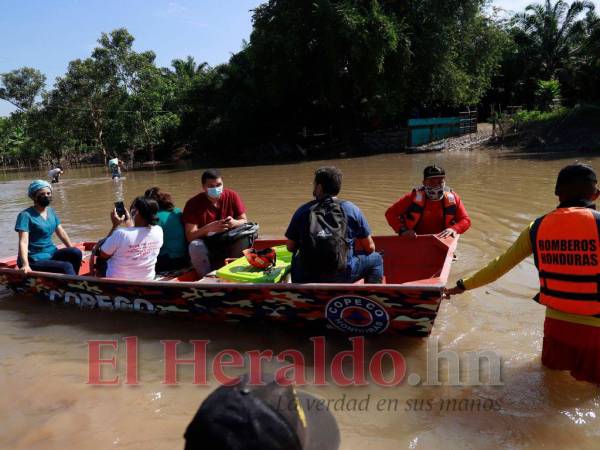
[98,196,163,280]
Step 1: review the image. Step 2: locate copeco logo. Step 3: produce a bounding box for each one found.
[326,295,389,335]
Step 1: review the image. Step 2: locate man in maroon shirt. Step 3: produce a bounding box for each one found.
[385,165,471,239]
[183,169,249,277]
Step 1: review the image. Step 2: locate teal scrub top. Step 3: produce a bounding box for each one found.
[15,207,60,262]
[157,208,187,259]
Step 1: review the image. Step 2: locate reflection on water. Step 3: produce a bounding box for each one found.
[2,151,600,449]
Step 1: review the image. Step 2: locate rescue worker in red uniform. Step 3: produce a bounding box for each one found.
[446,163,600,384]
[385,165,471,238]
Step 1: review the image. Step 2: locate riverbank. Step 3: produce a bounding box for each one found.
[0,127,409,171]
[410,123,494,153]
[486,104,600,154]
[3,108,598,173]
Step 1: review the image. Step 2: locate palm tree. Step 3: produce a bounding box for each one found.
[572,9,600,99]
[513,0,595,76]
[584,9,600,55]
[171,56,208,80]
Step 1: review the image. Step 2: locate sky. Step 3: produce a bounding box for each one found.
[0,0,594,116]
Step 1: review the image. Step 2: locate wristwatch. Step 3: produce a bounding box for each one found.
[456,279,466,291]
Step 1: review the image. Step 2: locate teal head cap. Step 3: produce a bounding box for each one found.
[28,180,52,199]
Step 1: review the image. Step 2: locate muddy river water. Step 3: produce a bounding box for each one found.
[1,149,600,449]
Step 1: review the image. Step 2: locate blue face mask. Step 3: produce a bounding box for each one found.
[207,186,223,198]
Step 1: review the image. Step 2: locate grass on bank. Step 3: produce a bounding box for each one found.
[505,103,600,152]
[515,103,600,127]
[514,106,570,126]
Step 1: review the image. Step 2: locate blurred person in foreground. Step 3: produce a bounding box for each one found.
[184,373,340,450]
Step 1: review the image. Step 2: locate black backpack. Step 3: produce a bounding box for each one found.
[300,197,348,278]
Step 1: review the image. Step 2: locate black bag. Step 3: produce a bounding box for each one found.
[203,222,259,247]
[300,198,348,278]
[203,222,259,267]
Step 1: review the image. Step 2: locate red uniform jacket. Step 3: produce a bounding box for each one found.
[385,189,471,235]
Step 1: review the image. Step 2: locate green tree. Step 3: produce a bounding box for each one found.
[92,28,177,161]
[171,56,208,85]
[573,8,600,100]
[0,67,46,111]
[112,65,179,162]
[180,0,505,155]
[0,113,43,167]
[490,0,598,108]
[240,0,408,136]
[27,91,81,163]
[513,0,595,77]
[535,78,562,109]
[52,57,117,163]
[380,0,505,110]
[0,116,24,166]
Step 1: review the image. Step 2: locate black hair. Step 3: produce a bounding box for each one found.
[423,165,445,179]
[132,196,159,226]
[144,186,175,211]
[555,163,598,200]
[556,181,598,200]
[202,169,222,185]
[314,166,343,196]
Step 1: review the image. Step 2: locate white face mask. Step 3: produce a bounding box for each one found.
[424,183,445,201]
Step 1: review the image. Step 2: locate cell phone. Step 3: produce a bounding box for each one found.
[114,201,127,217]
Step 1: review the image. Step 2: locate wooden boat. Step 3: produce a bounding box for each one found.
[0,235,457,336]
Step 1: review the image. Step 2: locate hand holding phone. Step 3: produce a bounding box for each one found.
[114,201,127,218]
[223,216,234,229]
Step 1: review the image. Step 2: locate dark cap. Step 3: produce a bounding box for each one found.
[555,163,597,195]
[184,373,340,450]
[423,165,445,179]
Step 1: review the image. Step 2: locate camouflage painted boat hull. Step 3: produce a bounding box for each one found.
[0,235,457,336]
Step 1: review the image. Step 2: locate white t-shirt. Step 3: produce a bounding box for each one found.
[100,226,163,280]
[48,168,62,178]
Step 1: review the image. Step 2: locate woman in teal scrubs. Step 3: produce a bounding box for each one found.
[15,180,82,275]
[144,186,188,271]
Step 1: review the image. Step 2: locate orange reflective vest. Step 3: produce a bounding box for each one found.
[400,187,457,231]
[530,207,600,315]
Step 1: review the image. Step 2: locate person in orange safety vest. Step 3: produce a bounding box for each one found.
[446,163,600,384]
[385,165,471,239]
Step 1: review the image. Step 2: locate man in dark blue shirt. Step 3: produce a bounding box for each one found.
[285,166,384,283]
